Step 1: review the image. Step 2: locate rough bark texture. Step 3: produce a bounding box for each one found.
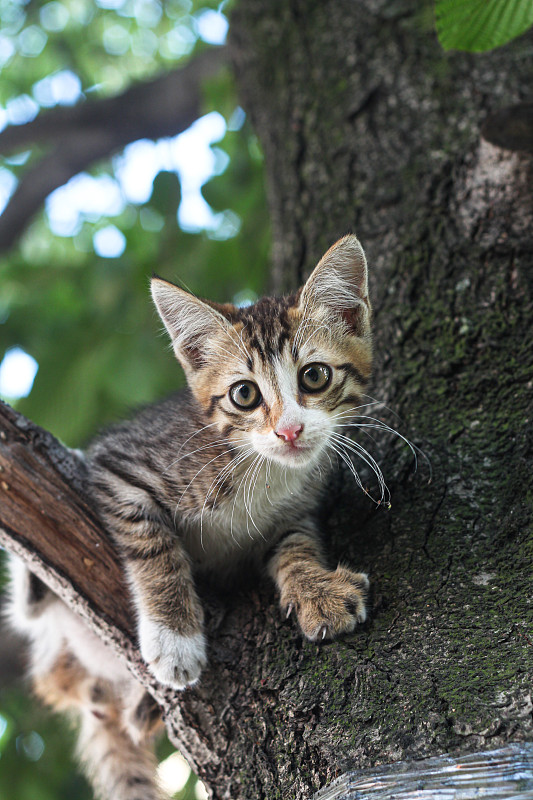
[218,1,533,796]
[2,2,533,800]
[0,402,133,637]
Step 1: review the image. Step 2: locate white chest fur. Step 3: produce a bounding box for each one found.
[182,458,320,568]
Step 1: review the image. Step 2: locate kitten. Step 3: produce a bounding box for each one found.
[7,234,372,800]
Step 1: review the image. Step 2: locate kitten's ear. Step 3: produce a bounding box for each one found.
[151,277,232,371]
[298,235,371,336]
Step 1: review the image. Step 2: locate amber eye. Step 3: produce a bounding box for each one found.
[229,380,261,409]
[299,363,331,393]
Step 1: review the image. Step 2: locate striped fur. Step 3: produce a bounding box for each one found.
[6,556,165,800]
[7,235,374,799]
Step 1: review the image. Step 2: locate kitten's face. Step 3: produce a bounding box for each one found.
[191,297,372,469]
[152,234,372,471]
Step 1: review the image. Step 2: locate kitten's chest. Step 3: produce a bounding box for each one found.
[181,462,316,568]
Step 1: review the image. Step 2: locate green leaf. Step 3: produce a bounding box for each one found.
[435,0,533,52]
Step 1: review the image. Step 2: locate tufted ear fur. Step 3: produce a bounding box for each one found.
[151,277,234,373]
[298,235,371,336]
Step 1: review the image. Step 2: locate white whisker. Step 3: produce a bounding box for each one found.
[232,454,262,540]
[293,292,313,353]
[265,459,274,506]
[345,414,427,472]
[208,341,242,361]
[330,432,389,505]
[175,443,249,525]
[331,400,431,481]
[173,421,219,458]
[359,393,404,420]
[238,322,252,364]
[199,445,255,549]
[327,440,364,492]
[163,436,249,473]
[243,455,266,540]
[184,285,251,364]
[330,401,382,420]
[206,448,254,512]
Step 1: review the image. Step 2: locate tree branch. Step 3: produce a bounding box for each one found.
[0,401,134,641]
[0,400,210,774]
[0,47,227,254]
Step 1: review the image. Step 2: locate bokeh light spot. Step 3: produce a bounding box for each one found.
[0,348,39,399]
[15,732,45,762]
[195,9,228,44]
[93,225,126,258]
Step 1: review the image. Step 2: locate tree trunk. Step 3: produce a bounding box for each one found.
[2,2,532,799]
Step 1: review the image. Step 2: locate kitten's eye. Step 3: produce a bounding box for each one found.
[299,363,331,393]
[229,380,261,409]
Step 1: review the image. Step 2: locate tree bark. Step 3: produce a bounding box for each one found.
[2,2,533,799]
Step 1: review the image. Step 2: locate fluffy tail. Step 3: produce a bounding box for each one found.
[76,704,167,800]
[32,656,168,800]
[7,558,167,800]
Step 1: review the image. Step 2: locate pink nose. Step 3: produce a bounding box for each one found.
[275,424,303,442]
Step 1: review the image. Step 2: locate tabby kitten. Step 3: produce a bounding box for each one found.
[7,234,372,800]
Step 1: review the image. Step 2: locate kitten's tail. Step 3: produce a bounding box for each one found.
[75,703,168,800]
[6,557,169,800]
[31,653,168,800]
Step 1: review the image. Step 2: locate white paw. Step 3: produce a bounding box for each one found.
[138,617,207,690]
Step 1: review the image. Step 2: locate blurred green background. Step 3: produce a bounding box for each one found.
[0,0,269,797]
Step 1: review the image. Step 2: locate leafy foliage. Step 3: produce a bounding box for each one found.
[3,118,269,446]
[0,686,93,800]
[435,0,533,52]
[0,1,270,798]
[0,0,220,105]
[0,5,270,445]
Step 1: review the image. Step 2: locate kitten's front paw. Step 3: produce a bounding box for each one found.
[138,618,207,690]
[282,567,369,641]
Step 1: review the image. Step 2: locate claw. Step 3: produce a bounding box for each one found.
[321,626,327,640]
[286,603,294,619]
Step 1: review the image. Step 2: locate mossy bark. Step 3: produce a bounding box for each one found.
[193,1,533,797]
[1,2,532,800]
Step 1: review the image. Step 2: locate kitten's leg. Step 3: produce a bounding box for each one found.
[7,556,56,624]
[35,651,168,800]
[124,540,207,690]
[123,686,163,746]
[89,453,207,689]
[91,501,205,688]
[33,649,112,714]
[267,524,369,641]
